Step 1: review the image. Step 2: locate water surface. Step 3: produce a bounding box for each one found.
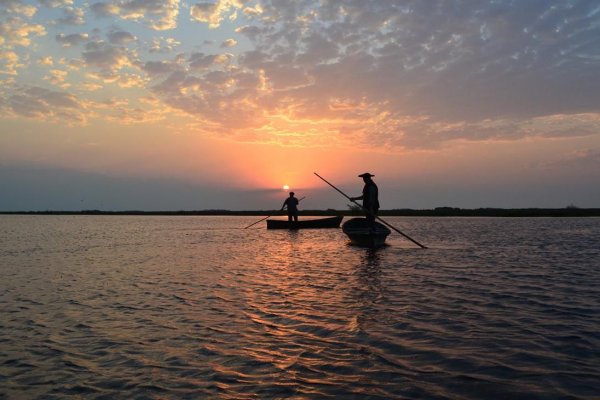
[1,216,599,399]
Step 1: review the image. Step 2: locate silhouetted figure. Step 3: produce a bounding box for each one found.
[281,192,299,222]
[350,173,380,227]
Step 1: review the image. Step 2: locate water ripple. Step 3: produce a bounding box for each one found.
[0,216,599,399]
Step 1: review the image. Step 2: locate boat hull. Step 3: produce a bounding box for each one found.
[342,218,391,247]
[266,215,343,230]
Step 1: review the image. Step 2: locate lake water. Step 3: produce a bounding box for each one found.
[1,215,599,399]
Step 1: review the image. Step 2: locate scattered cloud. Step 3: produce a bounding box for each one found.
[43,68,70,88]
[56,6,85,25]
[188,51,232,70]
[38,0,74,7]
[107,30,136,45]
[0,50,21,75]
[107,104,167,124]
[143,59,180,76]
[90,0,180,30]
[79,82,103,91]
[82,40,137,73]
[5,85,90,124]
[242,3,262,18]
[356,113,600,150]
[190,0,245,28]
[2,0,37,17]
[0,16,46,47]
[62,57,85,70]
[56,32,89,47]
[148,36,180,53]
[37,55,54,66]
[94,97,168,124]
[221,38,237,48]
[206,0,600,148]
[1,0,599,150]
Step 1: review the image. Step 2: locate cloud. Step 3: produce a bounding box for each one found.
[37,55,54,66]
[148,36,180,53]
[142,59,180,76]
[4,85,90,124]
[3,1,600,151]
[38,0,74,7]
[82,40,137,73]
[43,68,70,88]
[107,105,167,124]
[79,82,103,91]
[43,0,592,150]
[85,70,146,88]
[242,3,262,17]
[107,30,136,45]
[188,51,232,70]
[62,57,85,70]
[90,0,180,30]
[296,32,338,65]
[56,6,85,25]
[211,0,600,148]
[356,113,600,150]
[92,97,169,124]
[55,32,89,46]
[221,38,237,48]
[0,16,46,47]
[1,0,37,16]
[190,0,245,28]
[147,62,269,133]
[234,24,261,39]
[0,50,21,75]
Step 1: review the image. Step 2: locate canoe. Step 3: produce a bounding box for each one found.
[266,215,343,230]
[342,217,391,247]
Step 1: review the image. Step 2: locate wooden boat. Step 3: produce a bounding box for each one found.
[266,215,343,230]
[342,218,391,247]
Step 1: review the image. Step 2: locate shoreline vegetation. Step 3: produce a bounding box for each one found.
[1,207,599,217]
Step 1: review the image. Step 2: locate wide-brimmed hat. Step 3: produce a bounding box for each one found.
[358,172,374,178]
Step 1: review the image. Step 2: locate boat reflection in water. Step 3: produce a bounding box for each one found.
[266,215,343,230]
[342,217,391,247]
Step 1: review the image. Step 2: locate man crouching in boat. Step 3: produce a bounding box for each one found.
[350,173,380,228]
[281,192,299,222]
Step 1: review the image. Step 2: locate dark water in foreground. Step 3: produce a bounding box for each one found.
[1,216,599,399]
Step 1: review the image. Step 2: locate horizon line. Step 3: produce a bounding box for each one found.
[1,207,599,217]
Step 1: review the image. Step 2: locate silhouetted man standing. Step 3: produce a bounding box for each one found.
[281,192,299,222]
[350,173,379,226]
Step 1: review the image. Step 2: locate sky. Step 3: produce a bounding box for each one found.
[1,0,599,211]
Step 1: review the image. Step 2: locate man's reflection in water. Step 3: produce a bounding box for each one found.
[357,248,384,299]
[286,229,300,240]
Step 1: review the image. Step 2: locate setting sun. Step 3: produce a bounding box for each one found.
[283,185,290,190]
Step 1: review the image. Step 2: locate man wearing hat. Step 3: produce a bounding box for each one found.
[281,191,300,222]
[350,173,380,227]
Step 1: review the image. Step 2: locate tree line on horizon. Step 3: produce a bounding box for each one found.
[2,206,599,217]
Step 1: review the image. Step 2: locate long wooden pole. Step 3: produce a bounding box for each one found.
[244,215,270,229]
[244,197,306,229]
[314,172,427,248]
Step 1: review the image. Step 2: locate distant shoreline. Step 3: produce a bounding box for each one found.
[1,208,599,217]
